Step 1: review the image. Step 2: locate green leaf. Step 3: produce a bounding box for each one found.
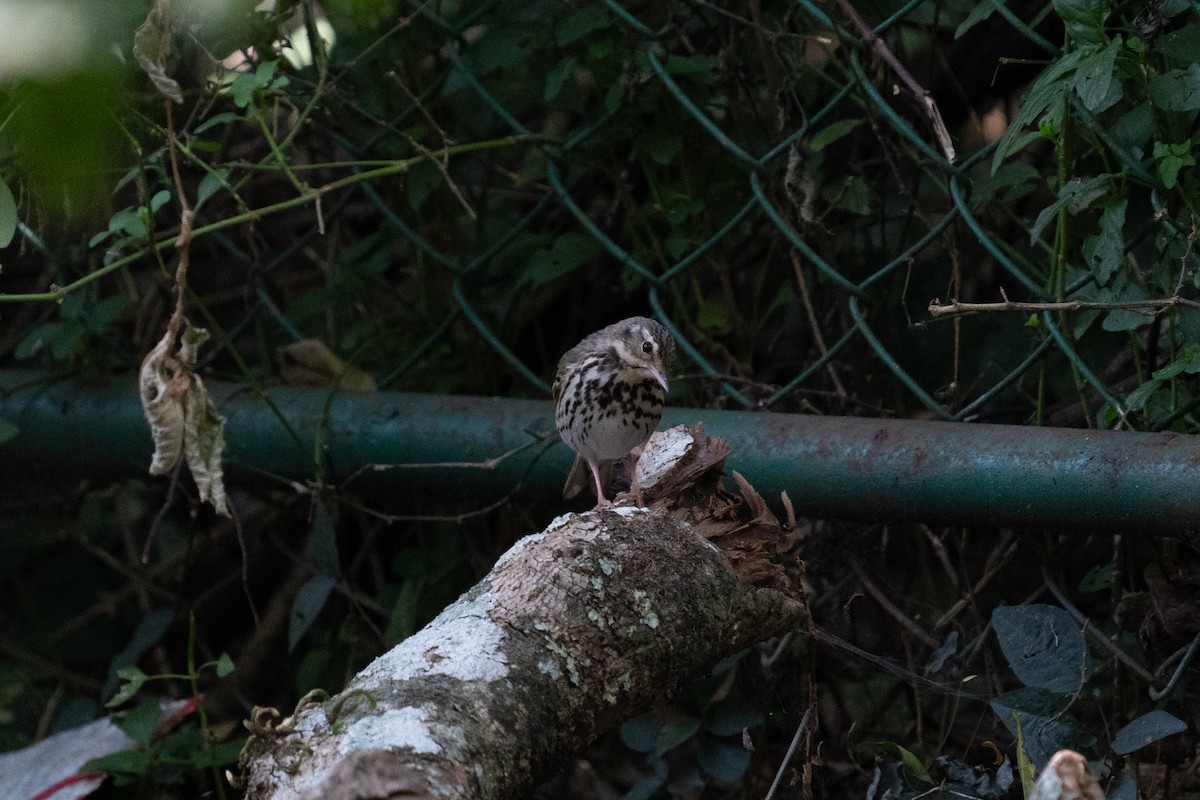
[642,128,681,165]
[556,6,610,45]
[623,760,668,800]
[1013,713,1037,798]
[1053,0,1111,45]
[809,118,863,152]
[89,228,114,248]
[107,666,150,708]
[620,714,661,753]
[955,2,998,38]
[1153,140,1195,189]
[1103,308,1154,332]
[0,176,16,248]
[84,748,152,779]
[464,33,525,76]
[1111,710,1187,755]
[1124,378,1163,411]
[108,206,149,237]
[197,168,230,207]
[17,320,85,361]
[695,297,734,335]
[195,737,245,768]
[1158,23,1200,67]
[1078,564,1114,592]
[698,737,751,782]
[543,57,578,103]
[0,418,16,445]
[993,48,1090,171]
[231,75,257,108]
[1029,175,1109,244]
[521,233,602,287]
[1102,282,1154,332]
[118,696,165,747]
[653,710,702,757]
[1158,0,1190,17]
[663,191,703,225]
[215,652,235,678]
[385,578,421,645]
[194,111,241,135]
[1073,37,1122,112]
[1110,102,1152,152]
[873,741,934,786]
[108,609,172,693]
[1072,308,1100,337]
[706,698,765,736]
[231,60,282,108]
[90,294,127,329]
[970,163,1042,209]
[992,687,1080,766]
[1081,198,1126,284]
[149,189,171,213]
[1149,64,1200,111]
[992,605,1087,692]
[825,174,870,215]
[1152,343,1200,379]
[289,573,336,651]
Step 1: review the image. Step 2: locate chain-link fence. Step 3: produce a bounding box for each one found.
[4,0,1199,437]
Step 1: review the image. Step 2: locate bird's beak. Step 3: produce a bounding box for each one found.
[650,367,669,394]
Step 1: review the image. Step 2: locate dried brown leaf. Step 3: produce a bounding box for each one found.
[279,339,377,392]
[139,322,230,516]
[133,0,183,103]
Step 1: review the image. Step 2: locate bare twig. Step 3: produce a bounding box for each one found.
[922,527,959,590]
[139,99,197,564]
[789,250,848,398]
[928,288,1200,320]
[764,708,812,800]
[0,135,535,304]
[1149,631,1200,701]
[852,561,940,648]
[164,100,193,339]
[1041,566,1155,683]
[387,71,478,220]
[813,627,987,698]
[934,536,1020,630]
[831,0,956,162]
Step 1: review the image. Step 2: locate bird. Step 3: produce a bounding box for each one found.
[553,316,677,508]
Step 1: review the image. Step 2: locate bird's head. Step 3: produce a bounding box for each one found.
[612,317,676,393]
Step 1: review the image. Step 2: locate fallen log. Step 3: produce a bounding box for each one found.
[235,425,806,799]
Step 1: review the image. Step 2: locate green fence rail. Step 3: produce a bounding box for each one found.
[3,0,1200,491]
[4,371,1200,530]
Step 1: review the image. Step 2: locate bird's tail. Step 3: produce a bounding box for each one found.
[562,456,613,500]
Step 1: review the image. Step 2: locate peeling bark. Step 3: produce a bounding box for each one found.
[238,426,805,800]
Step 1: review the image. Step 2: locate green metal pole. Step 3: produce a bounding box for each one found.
[2,370,1198,529]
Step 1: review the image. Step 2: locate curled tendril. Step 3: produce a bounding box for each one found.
[329,688,377,725]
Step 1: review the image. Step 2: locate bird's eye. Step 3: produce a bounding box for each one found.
[642,340,653,354]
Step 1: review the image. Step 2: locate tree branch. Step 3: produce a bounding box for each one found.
[928,293,1200,319]
[831,0,956,162]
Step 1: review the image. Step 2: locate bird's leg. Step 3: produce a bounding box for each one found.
[588,459,613,509]
[618,444,648,507]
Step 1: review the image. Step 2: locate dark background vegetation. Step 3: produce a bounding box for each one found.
[1,0,1199,797]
